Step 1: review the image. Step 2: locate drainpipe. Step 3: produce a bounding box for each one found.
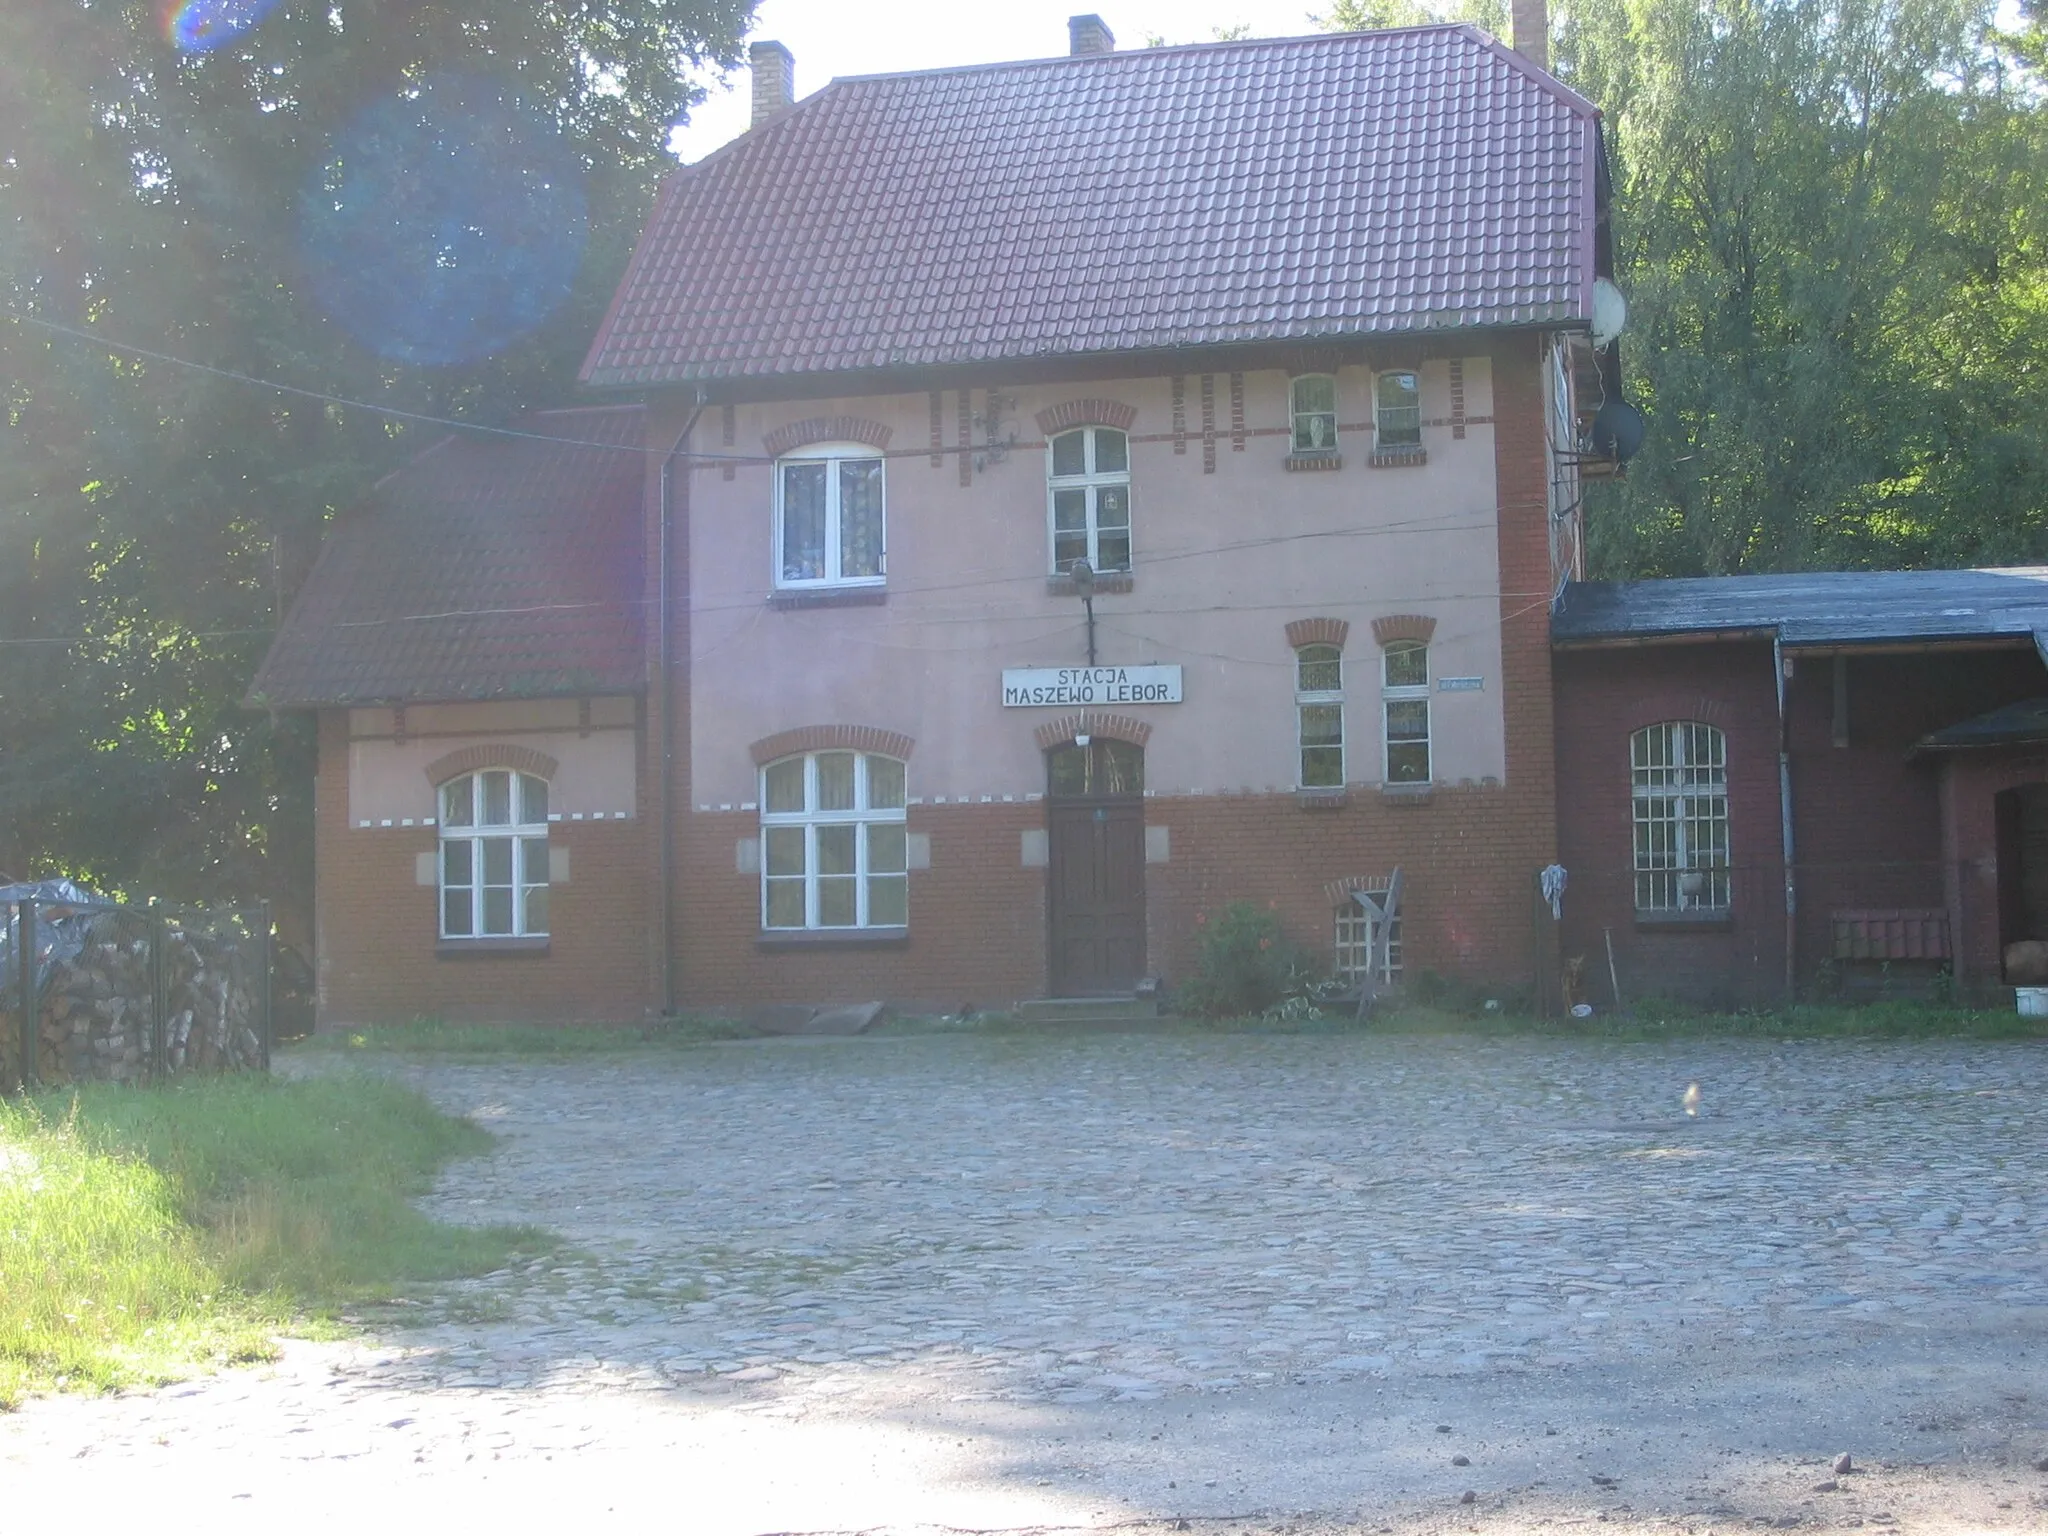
[656,397,706,1015]
[1774,634,1797,1000]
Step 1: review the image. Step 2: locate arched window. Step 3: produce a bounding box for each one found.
[1334,890,1402,984]
[1290,375,1338,454]
[775,443,885,589]
[1047,426,1131,574]
[1382,641,1430,783]
[439,769,550,938]
[761,751,907,930]
[1296,643,1344,787]
[1374,370,1422,451]
[1631,722,1730,913]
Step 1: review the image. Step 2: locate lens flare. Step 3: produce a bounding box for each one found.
[298,75,589,368]
[167,0,283,52]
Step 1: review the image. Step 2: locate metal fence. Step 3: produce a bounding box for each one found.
[1,888,272,1094]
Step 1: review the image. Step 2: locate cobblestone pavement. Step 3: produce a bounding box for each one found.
[5,1031,2047,1534]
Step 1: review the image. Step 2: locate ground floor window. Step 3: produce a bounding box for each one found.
[1334,893,1401,983]
[761,750,908,929]
[1631,721,1730,913]
[439,769,549,937]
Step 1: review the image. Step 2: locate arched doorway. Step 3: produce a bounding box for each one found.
[1045,739,1146,996]
[1995,783,2048,975]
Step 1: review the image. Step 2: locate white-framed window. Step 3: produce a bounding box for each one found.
[1375,371,1422,450]
[1334,894,1402,983]
[1382,642,1430,783]
[1048,426,1131,574]
[439,769,550,938]
[761,751,908,930]
[775,443,885,588]
[1291,374,1338,454]
[1631,722,1731,913]
[1296,643,1344,787]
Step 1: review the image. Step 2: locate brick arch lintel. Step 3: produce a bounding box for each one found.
[1033,712,1152,752]
[1285,617,1351,651]
[1034,398,1138,437]
[1371,613,1438,648]
[749,724,916,766]
[422,743,560,788]
[1323,872,1400,904]
[761,416,893,457]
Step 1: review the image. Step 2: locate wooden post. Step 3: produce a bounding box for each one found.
[18,897,36,1090]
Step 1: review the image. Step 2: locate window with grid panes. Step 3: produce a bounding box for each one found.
[1334,895,1402,983]
[1631,722,1730,913]
[439,770,549,938]
[1047,426,1131,574]
[760,752,908,930]
[1382,642,1430,783]
[1375,371,1422,450]
[1295,643,1344,787]
[775,444,884,588]
[1291,375,1338,453]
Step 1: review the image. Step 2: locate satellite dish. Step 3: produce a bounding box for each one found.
[1591,277,1629,348]
[1591,398,1646,462]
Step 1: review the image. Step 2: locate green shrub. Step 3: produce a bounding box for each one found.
[1175,900,1311,1017]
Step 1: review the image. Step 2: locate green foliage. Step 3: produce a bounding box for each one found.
[1175,900,1313,1017]
[0,0,752,917]
[1317,0,1509,35]
[1552,0,2048,575]
[0,1073,542,1405]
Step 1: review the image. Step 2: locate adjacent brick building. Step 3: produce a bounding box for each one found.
[256,16,1635,1025]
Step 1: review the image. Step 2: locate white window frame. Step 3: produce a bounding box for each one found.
[1295,643,1344,788]
[1046,426,1132,575]
[1382,642,1431,784]
[438,769,550,939]
[1334,894,1402,984]
[1290,374,1339,454]
[760,751,909,931]
[1631,722,1731,914]
[1374,370,1422,450]
[773,442,887,590]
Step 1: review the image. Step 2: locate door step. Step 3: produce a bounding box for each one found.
[1015,995,1161,1029]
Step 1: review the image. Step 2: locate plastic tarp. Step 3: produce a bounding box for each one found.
[0,879,108,998]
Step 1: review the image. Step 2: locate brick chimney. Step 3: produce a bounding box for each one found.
[1069,14,1115,56]
[750,40,794,125]
[1510,0,1548,68]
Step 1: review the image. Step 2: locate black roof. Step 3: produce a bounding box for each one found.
[1552,568,2048,648]
[1918,696,2048,750]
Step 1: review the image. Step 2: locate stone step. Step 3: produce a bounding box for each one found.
[1014,995,1160,1028]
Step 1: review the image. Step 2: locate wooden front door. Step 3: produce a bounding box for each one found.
[1046,741,1146,996]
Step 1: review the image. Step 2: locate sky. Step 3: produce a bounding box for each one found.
[670,0,1348,162]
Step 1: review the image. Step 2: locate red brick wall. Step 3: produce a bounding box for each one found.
[312,710,651,1026]
[675,783,1554,1010]
[1551,642,1787,1007]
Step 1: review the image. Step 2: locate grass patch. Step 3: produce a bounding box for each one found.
[288,1012,759,1058]
[0,1073,544,1407]
[1171,998,2048,1041]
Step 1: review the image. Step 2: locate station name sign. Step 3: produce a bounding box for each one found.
[1001,665,1183,708]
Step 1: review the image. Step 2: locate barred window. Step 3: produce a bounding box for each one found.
[1631,722,1730,913]
[439,770,549,938]
[1334,894,1402,984]
[761,751,907,930]
[1296,643,1344,787]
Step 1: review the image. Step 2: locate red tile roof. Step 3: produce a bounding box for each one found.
[248,406,646,707]
[583,25,1599,389]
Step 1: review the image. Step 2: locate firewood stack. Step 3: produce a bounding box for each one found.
[1,913,265,1087]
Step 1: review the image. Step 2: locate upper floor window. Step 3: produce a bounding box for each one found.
[1375,371,1422,451]
[776,444,884,588]
[1291,375,1338,454]
[1048,426,1130,575]
[761,750,907,930]
[1631,722,1730,913]
[439,769,549,938]
[1296,643,1344,787]
[1383,642,1430,784]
